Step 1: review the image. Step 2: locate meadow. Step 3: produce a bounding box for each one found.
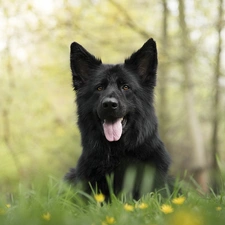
[1,178,225,225]
[1,1,225,224]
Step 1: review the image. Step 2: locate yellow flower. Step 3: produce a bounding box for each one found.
[168,210,203,225]
[94,193,105,203]
[6,204,11,208]
[124,203,134,212]
[0,208,6,215]
[137,202,148,209]
[216,206,222,211]
[102,216,115,225]
[161,204,174,214]
[42,212,51,221]
[172,196,186,205]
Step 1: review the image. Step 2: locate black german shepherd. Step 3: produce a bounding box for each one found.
[65,39,171,200]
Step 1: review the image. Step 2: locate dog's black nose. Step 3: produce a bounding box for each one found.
[102,97,118,110]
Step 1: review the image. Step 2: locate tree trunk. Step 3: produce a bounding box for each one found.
[178,0,208,191]
[210,0,224,193]
[158,0,170,147]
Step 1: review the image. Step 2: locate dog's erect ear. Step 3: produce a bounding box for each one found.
[124,38,158,85]
[70,42,102,90]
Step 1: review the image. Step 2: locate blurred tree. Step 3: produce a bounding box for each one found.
[178,0,208,191]
[158,0,170,148]
[210,0,224,193]
[108,0,149,39]
[1,3,24,177]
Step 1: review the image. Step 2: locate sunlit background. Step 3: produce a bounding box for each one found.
[0,0,224,194]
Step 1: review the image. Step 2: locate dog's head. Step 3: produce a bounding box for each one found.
[70,39,158,143]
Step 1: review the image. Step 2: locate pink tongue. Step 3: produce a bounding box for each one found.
[103,118,122,142]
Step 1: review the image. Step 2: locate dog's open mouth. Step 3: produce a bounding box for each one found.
[103,117,127,142]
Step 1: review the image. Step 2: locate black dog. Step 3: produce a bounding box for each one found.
[65,39,171,200]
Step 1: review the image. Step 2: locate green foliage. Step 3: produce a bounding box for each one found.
[1,178,225,225]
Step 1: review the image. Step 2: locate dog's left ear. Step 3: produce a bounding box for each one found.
[124,38,158,85]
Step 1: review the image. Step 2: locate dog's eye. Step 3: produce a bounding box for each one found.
[97,86,103,91]
[122,85,130,90]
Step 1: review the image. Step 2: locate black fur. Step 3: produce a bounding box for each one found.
[65,39,171,200]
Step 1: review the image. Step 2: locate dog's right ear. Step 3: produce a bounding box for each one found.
[70,42,102,90]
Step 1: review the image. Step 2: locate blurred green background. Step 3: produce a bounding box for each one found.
[0,0,224,193]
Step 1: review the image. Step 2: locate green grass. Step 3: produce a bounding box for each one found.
[1,178,225,225]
